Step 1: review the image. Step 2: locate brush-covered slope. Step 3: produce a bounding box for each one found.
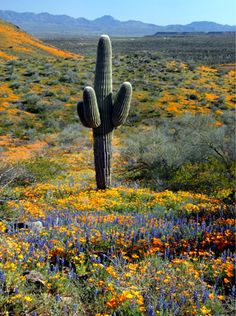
[0,19,81,59]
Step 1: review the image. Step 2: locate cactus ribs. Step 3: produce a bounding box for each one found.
[77,35,132,189]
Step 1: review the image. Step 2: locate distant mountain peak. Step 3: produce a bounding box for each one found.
[95,15,115,21]
[93,15,119,24]
[189,21,222,25]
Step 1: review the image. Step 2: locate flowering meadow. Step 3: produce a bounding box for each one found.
[0,19,235,315]
[0,147,235,315]
[0,187,235,315]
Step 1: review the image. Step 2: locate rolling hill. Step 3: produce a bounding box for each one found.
[152,21,236,35]
[0,19,81,59]
[0,10,235,37]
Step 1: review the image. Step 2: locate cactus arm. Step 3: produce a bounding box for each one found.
[112,82,132,127]
[77,101,92,128]
[83,86,101,128]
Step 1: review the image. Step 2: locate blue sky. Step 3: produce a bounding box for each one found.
[0,0,235,25]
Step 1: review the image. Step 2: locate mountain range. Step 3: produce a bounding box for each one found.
[0,10,235,37]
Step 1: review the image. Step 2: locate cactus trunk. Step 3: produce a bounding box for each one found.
[93,35,113,189]
[77,35,132,190]
[93,132,112,189]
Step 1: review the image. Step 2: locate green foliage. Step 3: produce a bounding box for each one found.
[20,93,42,113]
[9,81,21,89]
[170,158,235,192]
[55,123,85,147]
[59,70,79,83]
[123,113,235,192]
[0,162,26,187]
[0,157,65,188]
[22,156,65,184]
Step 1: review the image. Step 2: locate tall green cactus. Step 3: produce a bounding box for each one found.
[77,34,132,189]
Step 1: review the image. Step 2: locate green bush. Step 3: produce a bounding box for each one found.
[22,156,65,183]
[9,81,21,89]
[23,101,49,114]
[20,93,46,113]
[0,162,26,187]
[122,113,235,193]
[0,157,65,188]
[169,158,235,192]
[55,124,85,147]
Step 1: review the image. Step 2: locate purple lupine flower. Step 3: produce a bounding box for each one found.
[0,270,6,283]
[231,286,235,297]
[174,302,179,315]
[72,303,77,312]
[61,257,65,267]
[55,294,61,302]
[156,302,161,310]
[180,295,186,305]
[202,290,209,303]
[63,305,67,315]
[147,305,155,316]
[163,300,167,311]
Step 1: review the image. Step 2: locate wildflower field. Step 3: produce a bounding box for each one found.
[0,166,235,315]
[0,20,235,315]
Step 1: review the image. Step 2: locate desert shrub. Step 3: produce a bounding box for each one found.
[59,70,79,83]
[42,90,56,97]
[0,119,14,131]
[41,119,61,133]
[17,158,65,185]
[123,113,235,192]
[9,81,21,89]
[47,80,60,86]
[58,95,70,102]
[0,162,27,188]
[23,69,37,77]
[13,128,46,141]
[22,156,65,183]
[23,101,46,114]
[0,163,23,218]
[5,74,19,82]
[17,118,35,129]
[169,158,235,192]
[20,94,50,114]
[0,157,65,188]
[23,93,40,104]
[55,124,85,147]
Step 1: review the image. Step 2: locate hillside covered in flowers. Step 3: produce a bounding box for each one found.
[0,20,81,60]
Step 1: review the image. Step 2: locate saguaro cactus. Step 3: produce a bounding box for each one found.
[77,35,132,189]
